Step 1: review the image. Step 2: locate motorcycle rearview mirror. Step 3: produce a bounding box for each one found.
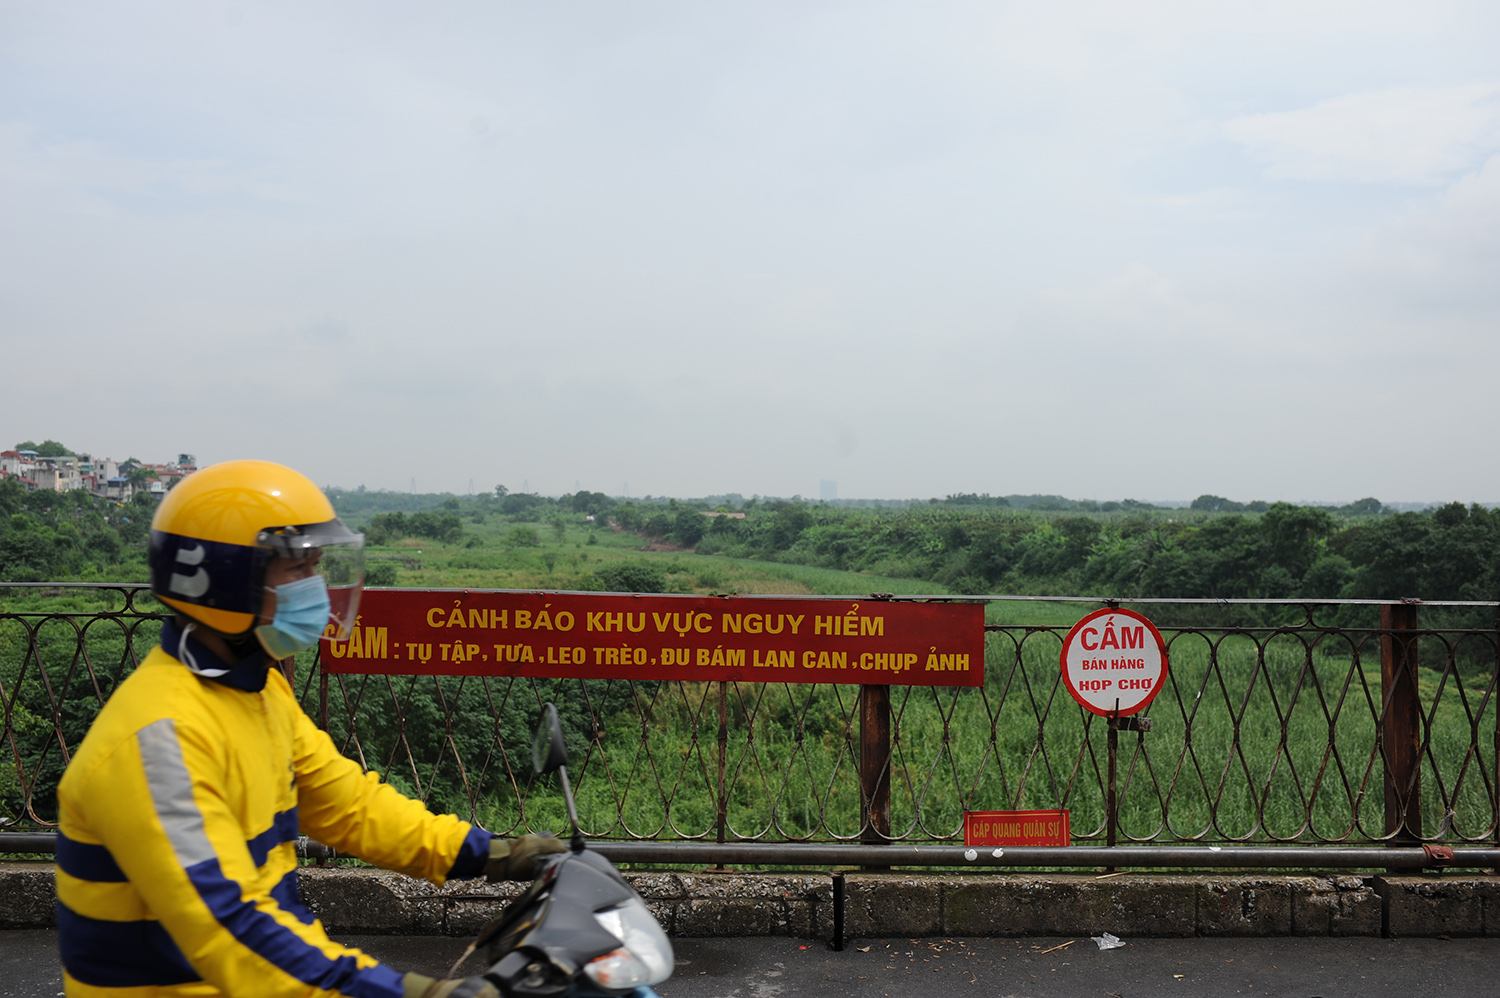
[532,703,585,852]
[532,703,568,776]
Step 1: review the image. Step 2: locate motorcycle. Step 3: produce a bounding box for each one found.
[449,703,675,998]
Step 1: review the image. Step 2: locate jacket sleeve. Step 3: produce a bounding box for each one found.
[90,716,407,998]
[290,704,491,884]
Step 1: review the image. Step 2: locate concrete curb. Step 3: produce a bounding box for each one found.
[842,873,1382,938]
[6,862,1491,939]
[0,863,58,930]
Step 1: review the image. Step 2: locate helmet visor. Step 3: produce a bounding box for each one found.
[258,518,365,641]
[319,541,364,641]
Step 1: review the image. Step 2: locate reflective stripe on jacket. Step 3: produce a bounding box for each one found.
[56,643,491,997]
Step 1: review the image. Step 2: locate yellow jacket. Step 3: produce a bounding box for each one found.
[56,624,491,997]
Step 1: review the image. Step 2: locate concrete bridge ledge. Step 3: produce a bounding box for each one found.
[6,862,1491,940]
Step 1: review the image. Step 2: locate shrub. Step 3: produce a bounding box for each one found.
[592,563,667,593]
[366,561,400,586]
[504,526,541,548]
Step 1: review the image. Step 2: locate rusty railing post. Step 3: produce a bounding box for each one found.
[860,684,891,868]
[1381,603,1422,844]
[715,680,729,848]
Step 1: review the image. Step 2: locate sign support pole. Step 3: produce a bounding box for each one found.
[1381,603,1422,847]
[1058,604,1168,868]
[1106,708,1118,853]
[715,681,729,853]
[317,660,329,732]
[1104,710,1151,866]
[860,685,891,870]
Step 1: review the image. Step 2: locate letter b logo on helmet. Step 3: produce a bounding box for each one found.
[168,544,211,598]
[148,460,363,637]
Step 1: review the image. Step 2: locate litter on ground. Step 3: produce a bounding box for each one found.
[1092,932,1127,950]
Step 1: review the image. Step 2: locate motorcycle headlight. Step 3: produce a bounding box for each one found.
[586,896,674,988]
[582,947,650,991]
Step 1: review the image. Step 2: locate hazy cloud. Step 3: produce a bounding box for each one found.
[1225,84,1500,185]
[2,1,1497,502]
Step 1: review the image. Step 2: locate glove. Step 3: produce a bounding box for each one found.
[402,972,501,998]
[483,832,566,882]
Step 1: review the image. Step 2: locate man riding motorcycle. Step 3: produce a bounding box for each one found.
[55,460,560,997]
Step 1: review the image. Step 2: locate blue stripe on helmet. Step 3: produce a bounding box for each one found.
[149,529,270,617]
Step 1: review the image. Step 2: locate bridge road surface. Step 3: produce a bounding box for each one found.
[4,931,1500,996]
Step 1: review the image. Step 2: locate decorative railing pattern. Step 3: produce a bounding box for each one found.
[4,584,1496,847]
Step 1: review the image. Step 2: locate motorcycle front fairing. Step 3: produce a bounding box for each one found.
[485,849,671,998]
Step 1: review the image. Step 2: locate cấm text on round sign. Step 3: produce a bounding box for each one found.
[1059,607,1168,717]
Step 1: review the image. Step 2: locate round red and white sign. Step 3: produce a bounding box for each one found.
[1059,607,1168,717]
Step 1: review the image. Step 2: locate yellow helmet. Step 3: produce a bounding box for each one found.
[148,460,364,637]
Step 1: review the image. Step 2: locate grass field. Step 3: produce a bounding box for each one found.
[450,630,1496,847]
[353,511,955,597]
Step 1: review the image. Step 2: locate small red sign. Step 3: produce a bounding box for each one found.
[322,590,985,687]
[1059,607,1168,717]
[963,809,1070,847]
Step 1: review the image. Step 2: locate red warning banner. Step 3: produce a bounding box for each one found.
[321,590,984,686]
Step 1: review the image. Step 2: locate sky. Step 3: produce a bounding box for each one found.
[2,1,1497,503]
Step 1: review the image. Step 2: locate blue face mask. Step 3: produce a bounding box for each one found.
[255,574,331,660]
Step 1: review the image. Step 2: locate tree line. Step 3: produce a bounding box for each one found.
[688,499,1499,604]
[368,485,1499,607]
[520,490,1498,606]
[4,475,1497,607]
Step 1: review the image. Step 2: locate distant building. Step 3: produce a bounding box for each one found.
[2,445,191,498]
[820,480,838,501]
[1,450,37,477]
[74,454,120,483]
[33,458,82,492]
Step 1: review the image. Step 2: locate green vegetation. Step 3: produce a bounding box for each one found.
[3,478,1497,847]
[7,474,1491,604]
[310,624,1499,845]
[0,587,163,825]
[6,595,1492,844]
[13,440,73,457]
[0,478,154,582]
[314,487,1500,612]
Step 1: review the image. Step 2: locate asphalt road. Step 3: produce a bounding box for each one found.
[5,930,1499,997]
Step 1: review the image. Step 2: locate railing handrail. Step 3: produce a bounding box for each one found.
[0,830,1492,870]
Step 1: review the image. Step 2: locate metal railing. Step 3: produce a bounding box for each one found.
[4,584,1498,862]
